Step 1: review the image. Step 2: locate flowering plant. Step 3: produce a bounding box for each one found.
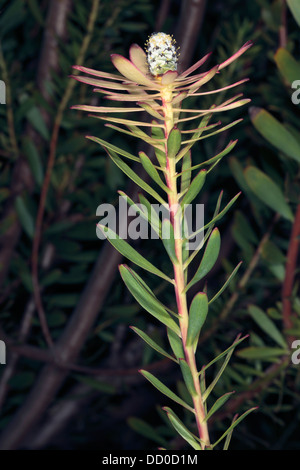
[72,33,256,450]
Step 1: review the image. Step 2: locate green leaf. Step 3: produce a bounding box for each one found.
[179,359,197,396]
[287,0,300,26]
[186,293,208,348]
[140,370,194,413]
[120,265,179,335]
[204,392,235,422]
[208,262,242,304]
[244,166,294,221]
[180,170,206,207]
[202,341,236,402]
[131,326,178,363]
[201,335,247,373]
[26,106,50,140]
[163,407,202,450]
[236,346,287,359]
[106,148,166,205]
[86,135,140,162]
[161,218,177,263]
[127,417,168,447]
[212,408,257,449]
[22,137,44,187]
[167,328,184,360]
[250,107,300,164]
[274,48,300,86]
[98,225,173,283]
[184,228,220,292]
[248,305,287,348]
[139,151,170,193]
[151,123,166,168]
[15,196,35,238]
[186,193,241,241]
[180,151,192,194]
[167,127,181,159]
[138,193,161,238]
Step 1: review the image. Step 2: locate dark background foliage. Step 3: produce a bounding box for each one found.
[0,0,299,450]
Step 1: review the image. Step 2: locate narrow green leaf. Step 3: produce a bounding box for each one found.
[139,151,170,193]
[181,170,206,207]
[274,48,300,86]
[250,107,300,164]
[201,334,247,373]
[163,407,201,450]
[167,328,184,360]
[167,127,181,159]
[179,359,197,396]
[15,196,35,239]
[186,193,240,241]
[22,137,44,187]
[120,265,179,334]
[162,218,177,263]
[184,191,223,269]
[98,225,173,283]
[180,150,192,194]
[138,193,161,238]
[86,135,140,162]
[287,0,300,26]
[140,370,194,413]
[118,191,152,231]
[176,113,213,163]
[204,392,235,422]
[212,408,257,449]
[184,228,220,292]
[106,149,166,205]
[208,262,242,304]
[202,342,236,402]
[179,140,237,175]
[131,326,178,363]
[186,293,208,347]
[128,417,168,447]
[244,166,294,221]
[248,305,287,348]
[151,123,166,168]
[236,346,287,359]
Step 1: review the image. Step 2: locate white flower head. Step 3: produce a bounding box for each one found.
[145,32,178,76]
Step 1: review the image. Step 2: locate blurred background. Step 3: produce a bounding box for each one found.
[0,0,300,450]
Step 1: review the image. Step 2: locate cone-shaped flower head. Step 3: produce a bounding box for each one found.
[145,32,178,76]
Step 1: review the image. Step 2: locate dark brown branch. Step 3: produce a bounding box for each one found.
[175,0,207,74]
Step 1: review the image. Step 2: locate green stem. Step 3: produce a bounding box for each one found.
[161,85,210,449]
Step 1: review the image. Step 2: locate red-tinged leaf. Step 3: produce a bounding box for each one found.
[176,65,219,92]
[72,65,124,81]
[111,54,157,88]
[70,74,128,90]
[129,43,148,75]
[218,40,253,70]
[161,71,178,84]
[178,52,212,79]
